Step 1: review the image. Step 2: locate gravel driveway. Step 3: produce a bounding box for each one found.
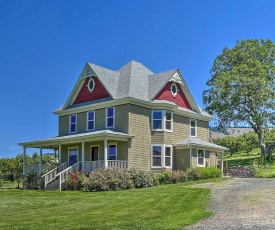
[185,178,275,230]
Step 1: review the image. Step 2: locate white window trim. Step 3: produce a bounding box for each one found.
[165,111,173,132]
[151,110,173,132]
[108,143,117,160]
[87,110,95,131]
[151,144,173,169]
[164,145,173,168]
[69,114,77,134]
[105,107,115,129]
[90,145,100,161]
[197,149,205,167]
[170,82,178,97]
[68,146,79,164]
[87,77,95,92]
[190,118,197,137]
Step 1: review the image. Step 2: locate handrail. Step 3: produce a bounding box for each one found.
[42,162,67,188]
[58,161,81,191]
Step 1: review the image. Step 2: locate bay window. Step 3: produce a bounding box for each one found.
[152,110,173,131]
[87,111,95,131]
[190,119,197,137]
[106,107,115,129]
[197,149,205,167]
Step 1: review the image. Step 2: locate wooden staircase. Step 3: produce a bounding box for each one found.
[44,177,60,191]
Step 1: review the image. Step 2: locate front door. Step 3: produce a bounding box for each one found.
[91,146,99,161]
[69,148,78,166]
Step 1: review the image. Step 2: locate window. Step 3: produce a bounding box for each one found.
[106,107,115,129]
[70,114,77,133]
[87,77,95,92]
[151,145,173,168]
[190,119,197,137]
[197,149,205,167]
[87,111,95,131]
[165,146,172,167]
[152,146,162,167]
[170,82,178,97]
[152,110,163,130]
[152,110,173,131]
[108,144,117,160]
[165,111,172,131]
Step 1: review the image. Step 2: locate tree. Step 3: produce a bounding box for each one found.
[239,132,259,155]
[203,39,275,162]
[214,136,241,156]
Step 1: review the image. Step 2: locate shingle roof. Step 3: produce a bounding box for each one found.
[60,60,212,118]
[175,137,229,151]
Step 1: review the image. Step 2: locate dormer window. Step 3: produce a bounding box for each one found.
[170,82,178,97]
[87,77,95,92]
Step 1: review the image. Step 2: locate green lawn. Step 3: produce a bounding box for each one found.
[0,179,224,230]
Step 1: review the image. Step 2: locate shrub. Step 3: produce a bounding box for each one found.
[196,167,222,179]
[127,169,156,188]
[83,168,134,192]
[23,172,41,190]
[65,170,86,190]
[186,168,202,181]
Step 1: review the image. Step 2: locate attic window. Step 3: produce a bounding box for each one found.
[87,77,95,92]
[170,82,178,97]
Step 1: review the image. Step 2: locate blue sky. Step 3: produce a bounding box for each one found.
[1,0,275,157]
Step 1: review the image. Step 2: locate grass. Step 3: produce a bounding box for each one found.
[223,149,261,168]
[0,179,226,230]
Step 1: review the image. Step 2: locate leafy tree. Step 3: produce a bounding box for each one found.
[239,132,259,155]
[214,136,241,156]
[203,39,275,162]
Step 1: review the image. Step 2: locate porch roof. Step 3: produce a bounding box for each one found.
[18,130,133,148]
[174,137,229,152]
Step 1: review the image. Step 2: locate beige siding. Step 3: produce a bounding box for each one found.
[95,109,105,130]
[59,116,69,136]
[115,105,129,133]
[128,105,151,170]
[197,120,209,141]
[151,132,165,144]
[165,114,189,144]
[58,104,129,136]
[77,112,86,133]
[173,149,190,171]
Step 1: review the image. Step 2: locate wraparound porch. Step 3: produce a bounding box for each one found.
[19,130,133,175]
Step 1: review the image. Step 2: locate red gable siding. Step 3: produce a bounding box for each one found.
[154,82,192,110]
[73,77,110,105]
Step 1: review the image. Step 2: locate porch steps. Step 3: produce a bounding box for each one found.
[44,177,60,191]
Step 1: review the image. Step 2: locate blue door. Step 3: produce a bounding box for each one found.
[69,148,78,166]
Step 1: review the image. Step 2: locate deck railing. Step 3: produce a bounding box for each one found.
[83,160,128,172]
[57,161,81,191]
[25,164,46,174]
[41,162,67,187]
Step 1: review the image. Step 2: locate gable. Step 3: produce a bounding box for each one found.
[154,82,192,110]
[73,76,111,105]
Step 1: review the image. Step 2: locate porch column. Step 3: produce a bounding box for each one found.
[104,138,108,169]
[54,149,57,159]
[39,147,42,174]
[221,152,224,177]
[23,147,26,175]
[81,141,85,171]
[58,144,61,163]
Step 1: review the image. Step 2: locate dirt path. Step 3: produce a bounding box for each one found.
[185,178,275,230]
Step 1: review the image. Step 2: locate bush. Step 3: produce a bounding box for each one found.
[196,167,222,179]
[127,169,156,188]
[23,172,41,190]
[65,170,86,190]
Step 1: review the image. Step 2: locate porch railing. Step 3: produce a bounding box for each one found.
[41,162,67,188]
[25,164,46,174]
[57,161,81,191]
[82,160,128,172]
